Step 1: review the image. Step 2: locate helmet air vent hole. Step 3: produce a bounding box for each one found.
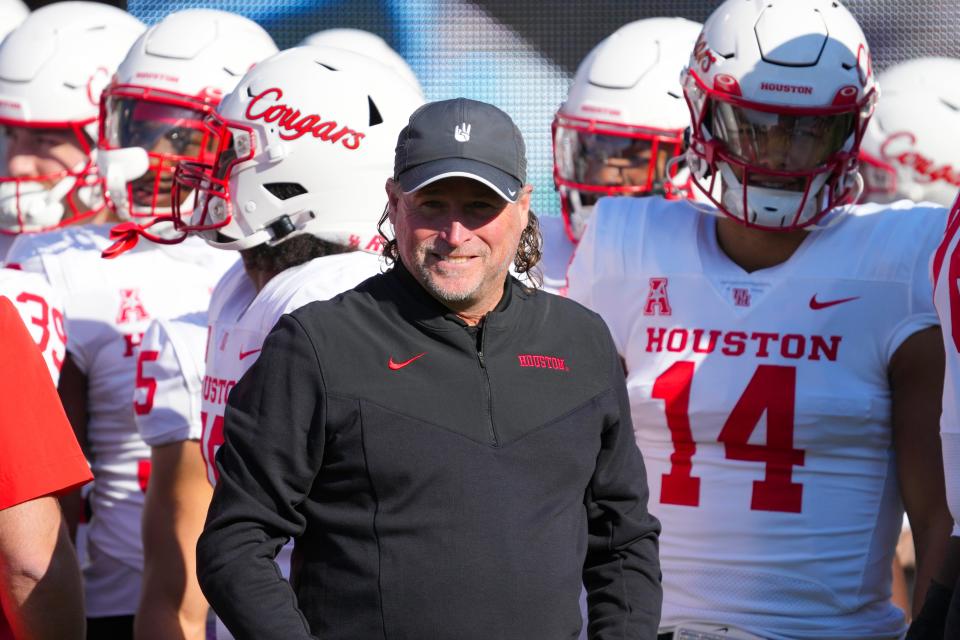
[263,182,308,201]
[941,99,958,113]
[317,62,338,71]
[368,97,383,126]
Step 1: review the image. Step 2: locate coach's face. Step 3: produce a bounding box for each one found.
[387,176,530,323]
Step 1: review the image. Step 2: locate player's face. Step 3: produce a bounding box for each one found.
[102,97,217,209]
[3,126,88,187]
[711,103,855,191]
[389,177,530,315]
[584,144,670,189]
[131,124,209,208]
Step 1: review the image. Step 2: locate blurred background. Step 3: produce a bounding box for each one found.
[29,0,960,217]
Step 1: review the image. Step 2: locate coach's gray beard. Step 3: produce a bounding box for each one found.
[411,243,513,306]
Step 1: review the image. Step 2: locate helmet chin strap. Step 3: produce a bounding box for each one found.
[207,208,318,251]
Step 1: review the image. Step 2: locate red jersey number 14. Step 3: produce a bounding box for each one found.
[653,362,805,513]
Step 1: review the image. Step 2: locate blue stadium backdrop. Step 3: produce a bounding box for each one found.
[127,0,960,218]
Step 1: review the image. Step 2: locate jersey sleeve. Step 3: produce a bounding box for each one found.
[134,316,207,447]
[0,297,91,509]
[566,214,599,310]
[566,198,638,356]
[886,207,945,362]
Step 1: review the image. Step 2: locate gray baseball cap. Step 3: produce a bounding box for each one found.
[394,98,527,203]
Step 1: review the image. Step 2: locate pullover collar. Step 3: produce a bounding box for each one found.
[387,261,527,334]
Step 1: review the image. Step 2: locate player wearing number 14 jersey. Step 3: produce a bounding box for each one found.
[568,1,953,638]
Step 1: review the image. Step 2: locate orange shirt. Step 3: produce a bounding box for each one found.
[0,295,91,509]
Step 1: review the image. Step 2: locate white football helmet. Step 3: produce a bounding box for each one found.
[859,57,960,207]
[683,0,877,230]
[172,46,424,251]
[97,9,277,246]
[553,17,701,242]
[0,0,28,43]
[300,28,424,99]
[0,2,144,234]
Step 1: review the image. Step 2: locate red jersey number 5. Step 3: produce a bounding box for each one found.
[134,350,160,415]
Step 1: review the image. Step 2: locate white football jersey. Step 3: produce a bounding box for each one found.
[568,196,943,639]
[932,198,960,538]
[6,225,234,616]
[135,310,213,447]
[537,214,576,295]
[201,251,382,485]
[0,268,66,383]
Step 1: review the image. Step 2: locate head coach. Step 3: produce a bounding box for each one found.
[196,98,662,640]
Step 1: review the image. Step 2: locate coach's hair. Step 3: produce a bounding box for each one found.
[239,234,352,276]
[376,196,543,287]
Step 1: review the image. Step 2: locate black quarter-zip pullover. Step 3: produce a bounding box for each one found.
[197,263,662,640]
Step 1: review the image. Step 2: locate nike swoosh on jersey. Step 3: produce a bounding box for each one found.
[809,294,860,310]
[388,352,426,370]
[239,348,262,360]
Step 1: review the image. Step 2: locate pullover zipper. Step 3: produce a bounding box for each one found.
[476,324,499,447]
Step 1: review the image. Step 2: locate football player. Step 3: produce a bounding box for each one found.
[856,55,960,621]
[0,6,142,628]
[859,57,960,208]
[931,193,960,639]
[3,8,273,639]
[542,17,700,294]
[78,10,278,640]
[567,1,953,638]
[120,45,422,639]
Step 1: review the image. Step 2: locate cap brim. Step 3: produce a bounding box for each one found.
[398,158,522,203]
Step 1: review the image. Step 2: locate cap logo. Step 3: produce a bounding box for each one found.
[454,122,471,142]
[245,87,365,149]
